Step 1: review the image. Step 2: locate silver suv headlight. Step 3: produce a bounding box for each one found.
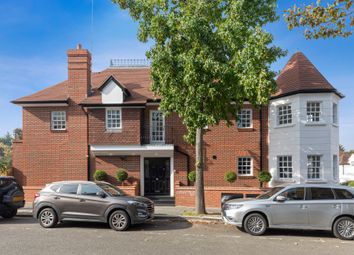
[224,203,244,210]
[127,201,147,208]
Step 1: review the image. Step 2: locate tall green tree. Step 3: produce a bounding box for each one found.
[0,132,12,146]
[0,142,12,176]
[285,0,353,39]
[113,0,285,213]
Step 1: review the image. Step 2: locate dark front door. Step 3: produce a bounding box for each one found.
[144,158,170,195]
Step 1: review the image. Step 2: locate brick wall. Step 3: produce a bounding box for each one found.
[88,108,141,145]
[92,155,140,186]
[175,182,267,208]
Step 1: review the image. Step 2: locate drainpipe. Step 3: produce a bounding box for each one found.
[259,107,263,171]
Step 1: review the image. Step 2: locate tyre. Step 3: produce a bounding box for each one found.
[0,208,17,218]
[333,217,354,240]
[38,208,58,228]
[109,210,130,231]
[244,213,267,236]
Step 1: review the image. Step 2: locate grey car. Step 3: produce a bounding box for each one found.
[33,181,154,231]
[222,184,354,240]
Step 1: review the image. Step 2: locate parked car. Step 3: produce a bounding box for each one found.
[33,181,154,231]
[0,176,25,218]
[222,184,354,240]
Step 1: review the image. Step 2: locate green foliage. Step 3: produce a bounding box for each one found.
[93,170,108,181]
[0,132,12,146]
[113,0,285,143]
[339,144,345,152]
[224,171,237,183]
[0,143,12,176]
[345,181,354,187]
[13,128,23,140]
[257,171,272,183]
[285,0,353,39]
[188,170,196,182]
[116,169,128,182]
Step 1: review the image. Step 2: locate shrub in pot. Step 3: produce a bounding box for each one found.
[116,168,128,185]
[188,170,196,183]
[224,171,237,184]
[93,170,107,181]
[257,171,272,188]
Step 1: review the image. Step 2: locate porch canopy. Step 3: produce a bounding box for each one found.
[90,144,174,157]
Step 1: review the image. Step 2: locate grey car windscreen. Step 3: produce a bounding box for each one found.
[97,183,127,197]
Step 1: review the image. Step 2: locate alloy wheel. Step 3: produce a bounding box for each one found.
[245,214,267,236]
[337,219,354,239]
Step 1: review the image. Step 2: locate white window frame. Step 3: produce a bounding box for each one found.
[105,107,122,131]
[51,111,66,130]
[278,155,293,180]
[332,103,338,124]
[277,104,292,126]
[333,155,338,180]
[306,101,321,123]
[237,109,253,128]
[237,157,253,176]
[150,110,165,144]
[307,155,322,180]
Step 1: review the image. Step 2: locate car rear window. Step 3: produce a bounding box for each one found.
[333,189,354,199]
[59,184,78,195]
[308,188,335,200]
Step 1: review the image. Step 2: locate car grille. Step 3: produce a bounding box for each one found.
[147,201,154,214]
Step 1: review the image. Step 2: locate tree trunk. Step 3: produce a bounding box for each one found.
[195,128,206,214]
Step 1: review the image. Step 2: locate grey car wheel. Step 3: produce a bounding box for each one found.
[109,210,130,231]
[38,208,58,228]
[244,213,267,236]
[0,208,17,218]
[333,217,354,240]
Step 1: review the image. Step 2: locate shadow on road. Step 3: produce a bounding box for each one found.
[262,228,334,238]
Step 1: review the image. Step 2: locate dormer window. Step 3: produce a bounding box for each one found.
[99,76,130,104]
[306,102,321,122]
[106,108,122,131]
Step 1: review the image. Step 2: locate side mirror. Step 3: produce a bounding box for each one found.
[275,195,286,202]
[97,191,107,198]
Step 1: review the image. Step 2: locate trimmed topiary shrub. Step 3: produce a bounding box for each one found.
[116,168,128,183]
[93,170,108,181]
[188,171,196,183]
[224,171,237,183]
[257,171,272,187]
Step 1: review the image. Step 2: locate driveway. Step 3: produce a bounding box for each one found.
[0,217,353,255]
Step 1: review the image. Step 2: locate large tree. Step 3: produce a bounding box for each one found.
[285,0,353,39]
[113,0,285,213]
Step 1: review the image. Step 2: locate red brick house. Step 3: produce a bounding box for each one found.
[11,45,343,207]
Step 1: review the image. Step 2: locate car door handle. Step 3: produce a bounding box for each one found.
[54,196,60,200]
[79,199,86,202]
[332,204,341,209]
[300,205,308,209]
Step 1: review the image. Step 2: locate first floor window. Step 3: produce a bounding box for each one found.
[307,102,321,122]
[238,157,252,176]
[278,156,293,179]
[51,111,66,130]
[106,108,121,130]
[150,110,165,143]
[237,109,252,128]
[307,155,321,179]
[277,104,292,126]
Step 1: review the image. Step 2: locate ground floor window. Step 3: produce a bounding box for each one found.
[307,155,322,179]
[237,157,252,176]
[278,155,293,179]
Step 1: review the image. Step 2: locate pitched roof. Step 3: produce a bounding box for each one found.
[13,52,343,105]
[274,52,343,99]
[340,151,353,165]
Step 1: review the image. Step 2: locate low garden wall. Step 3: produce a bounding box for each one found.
[175,182,268,208]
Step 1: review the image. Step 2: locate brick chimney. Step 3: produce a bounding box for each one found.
[67,44,91,102]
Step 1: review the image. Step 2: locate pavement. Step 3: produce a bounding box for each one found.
[1,216,354,255]
[17,203,222,223]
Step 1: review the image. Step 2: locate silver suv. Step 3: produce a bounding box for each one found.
[33,181,154,231]
[222,184,354,240]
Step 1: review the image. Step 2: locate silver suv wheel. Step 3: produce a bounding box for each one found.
[109,210,130,231]
[333,217,354,240]
[38,208,57,228]
[244,213,267,236]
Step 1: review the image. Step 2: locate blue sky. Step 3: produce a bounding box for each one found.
[0,0,353,149]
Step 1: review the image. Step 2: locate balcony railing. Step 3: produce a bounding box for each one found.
[110,59,151,68]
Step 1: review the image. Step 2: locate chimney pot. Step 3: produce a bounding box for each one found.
[77,43,82,50]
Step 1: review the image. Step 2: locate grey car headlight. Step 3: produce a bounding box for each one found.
[224,204,244,210]
[127,201,147,208]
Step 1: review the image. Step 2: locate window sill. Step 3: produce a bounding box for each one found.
[51,129,67,133]
[305,122,326,126]
[274,123,295,129]
[274,179,295,183]
[237,175,255,179]
[105,129,122,133]
[305,179,327,183]
[237,128,254,132]
[332,123,339,128]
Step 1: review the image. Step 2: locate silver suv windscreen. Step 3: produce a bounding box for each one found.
[257,187,284,199]
[97,183,127,197]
